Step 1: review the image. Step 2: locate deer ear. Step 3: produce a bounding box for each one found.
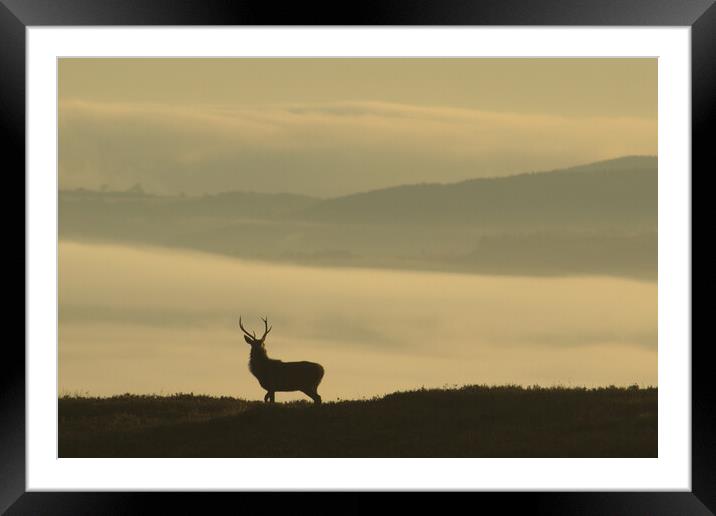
[244,336,253,345]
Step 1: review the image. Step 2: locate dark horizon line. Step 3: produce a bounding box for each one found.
[59,153,657,201]
[58,382,659,401]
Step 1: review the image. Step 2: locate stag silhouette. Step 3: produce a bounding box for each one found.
[240,316,325,404]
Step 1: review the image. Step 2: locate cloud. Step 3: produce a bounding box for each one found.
[59,100,657,197]
[59,304,224,329]
[489,329,658,350]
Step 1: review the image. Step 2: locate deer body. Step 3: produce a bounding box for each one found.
[241,317,324,404]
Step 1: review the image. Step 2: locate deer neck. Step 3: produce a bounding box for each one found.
[250,346,270,367]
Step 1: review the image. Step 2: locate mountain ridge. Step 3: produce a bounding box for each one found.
[60,155,656,201]
[59,156,657,279]
[297,155,656,229]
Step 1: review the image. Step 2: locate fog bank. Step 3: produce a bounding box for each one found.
[59,241,657,400]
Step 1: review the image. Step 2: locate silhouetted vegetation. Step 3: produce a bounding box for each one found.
[59,385,657,458]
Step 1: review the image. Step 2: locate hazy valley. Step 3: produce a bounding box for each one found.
[60,156,657,280]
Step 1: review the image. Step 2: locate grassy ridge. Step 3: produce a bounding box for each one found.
[59,385,657,458]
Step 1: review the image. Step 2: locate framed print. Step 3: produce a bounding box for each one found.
[5,0,711,513]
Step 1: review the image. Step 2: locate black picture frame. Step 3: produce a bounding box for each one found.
[4,0,710,513]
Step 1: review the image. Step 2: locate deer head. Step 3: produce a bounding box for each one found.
[239,316,272,349]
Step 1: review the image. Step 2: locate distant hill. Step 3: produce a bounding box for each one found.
[60,188,319,221]
[59,156,657,279]
[299,156,657,230]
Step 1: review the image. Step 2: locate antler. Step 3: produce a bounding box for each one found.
[239,316,272,342]
[260,316,272,341]
[239,316,256,339]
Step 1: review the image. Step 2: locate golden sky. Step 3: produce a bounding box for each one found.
[59,58,657,196]
[60,241,657,398]
[58,59,658,396]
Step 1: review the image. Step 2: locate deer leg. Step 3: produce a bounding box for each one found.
[303,390,322,405]
[269,391,275,403]
[264,391,271,403]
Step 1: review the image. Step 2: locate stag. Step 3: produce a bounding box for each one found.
[239,316,325,404]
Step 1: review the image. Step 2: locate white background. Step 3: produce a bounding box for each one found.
[27,27,691,490]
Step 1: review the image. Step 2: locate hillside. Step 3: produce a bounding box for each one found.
[59,386,657,458]
[59,156,657,279]
[60,188,319,223]
[299,156,656,229]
